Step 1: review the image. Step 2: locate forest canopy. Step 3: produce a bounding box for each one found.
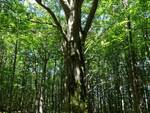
[0,0,150,113]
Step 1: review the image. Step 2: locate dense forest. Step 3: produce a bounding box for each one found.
[0,0,150,113]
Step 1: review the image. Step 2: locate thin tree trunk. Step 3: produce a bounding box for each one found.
[122,1,144,113]
[127,16,144,113]
[8,40,18,113]
[39,57,48,113]
[51,59,57,113]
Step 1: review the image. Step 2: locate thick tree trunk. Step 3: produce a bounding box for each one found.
[63,40,87,113]
[61,1,88,113]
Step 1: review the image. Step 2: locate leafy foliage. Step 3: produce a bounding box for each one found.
[0,0,149,113]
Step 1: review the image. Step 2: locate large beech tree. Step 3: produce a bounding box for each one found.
[35,0,99,113]
[1,0,150,113]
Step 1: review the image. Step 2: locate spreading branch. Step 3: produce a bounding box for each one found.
[35,0,67,41]
[82,0,99,41]
[29,19,56,27]
[60,0,70,21]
